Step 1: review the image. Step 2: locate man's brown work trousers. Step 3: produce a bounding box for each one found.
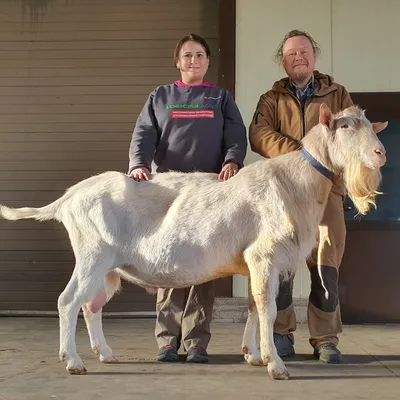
[274,191,346,348]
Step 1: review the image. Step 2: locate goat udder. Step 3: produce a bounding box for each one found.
[86,290,107,314]
[145,287,158,295]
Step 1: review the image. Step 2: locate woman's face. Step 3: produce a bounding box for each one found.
[176,40,209,83]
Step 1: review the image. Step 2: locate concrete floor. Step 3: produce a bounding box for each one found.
[1,317,399,400]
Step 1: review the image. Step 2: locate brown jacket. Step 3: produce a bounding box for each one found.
[249,71,354,195]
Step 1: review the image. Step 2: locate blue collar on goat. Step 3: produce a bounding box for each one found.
[300,148,335,180]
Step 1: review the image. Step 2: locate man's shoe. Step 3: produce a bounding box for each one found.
[156,345,179,362]
[313,342,342,364]
[273,334,295,358]
[186,346,209,363]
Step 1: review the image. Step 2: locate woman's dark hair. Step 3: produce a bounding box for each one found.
[173,33,211,67]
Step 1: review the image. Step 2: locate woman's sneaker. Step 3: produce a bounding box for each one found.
[156,345,179,362]
[186,346,209,363]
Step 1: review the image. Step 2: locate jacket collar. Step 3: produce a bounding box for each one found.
[273,71,338,98]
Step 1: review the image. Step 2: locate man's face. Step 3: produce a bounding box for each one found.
[282,36,316,81]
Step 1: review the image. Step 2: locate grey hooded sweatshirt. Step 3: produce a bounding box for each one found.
[128,81,247,175]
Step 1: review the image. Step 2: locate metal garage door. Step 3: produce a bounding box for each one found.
[0,0,219,313]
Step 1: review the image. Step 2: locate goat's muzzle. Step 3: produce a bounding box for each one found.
[371,145,386,169]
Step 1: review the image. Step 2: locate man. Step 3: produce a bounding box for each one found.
[249,30,354,364]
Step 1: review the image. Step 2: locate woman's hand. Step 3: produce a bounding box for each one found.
[129,167,151,182]
[218,162,238,181]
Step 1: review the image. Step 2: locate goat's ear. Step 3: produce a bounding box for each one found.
[372,121,388,134]
[319,103,333,127]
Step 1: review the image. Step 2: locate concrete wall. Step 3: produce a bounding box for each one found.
[233,0,399,298]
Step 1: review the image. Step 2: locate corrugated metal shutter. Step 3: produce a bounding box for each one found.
[0,0,219,313]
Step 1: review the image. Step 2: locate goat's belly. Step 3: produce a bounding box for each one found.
[116,265,209,289]
[116,257,249,290]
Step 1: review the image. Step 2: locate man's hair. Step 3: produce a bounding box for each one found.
[274,29,321,63]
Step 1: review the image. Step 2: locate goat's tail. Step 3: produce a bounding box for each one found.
[0,203,58,222]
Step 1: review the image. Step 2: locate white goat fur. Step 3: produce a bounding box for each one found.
[0,104,387,379]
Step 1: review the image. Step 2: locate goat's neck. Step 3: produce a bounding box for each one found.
[298,151,334,225]
[269,151,334,246]
[301,128,337,175]
[284,149,333,196]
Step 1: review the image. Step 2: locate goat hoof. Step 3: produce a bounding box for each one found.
[67,366,87,375]
[96,345,117,363]
[267,363,290,380]
[268,369,290,380]
[66,358,87,375]
[244,353,264,366]
[101,355,119,364]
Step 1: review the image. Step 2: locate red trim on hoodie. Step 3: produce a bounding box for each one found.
[174,80,217,88]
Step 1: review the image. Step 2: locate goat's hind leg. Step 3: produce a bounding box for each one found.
[242,278,262,366]
[58,270,90,374]
[58,256,115,374]
[82,271,121,364]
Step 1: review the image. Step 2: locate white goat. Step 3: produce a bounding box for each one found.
[0,104,387,379]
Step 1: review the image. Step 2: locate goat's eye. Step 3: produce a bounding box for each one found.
[341,124,349,129]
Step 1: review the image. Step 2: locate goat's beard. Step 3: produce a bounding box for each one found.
[344,163,382,215]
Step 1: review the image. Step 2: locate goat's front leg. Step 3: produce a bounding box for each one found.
[242,278,262,366]
[82,304,118,364]
[249,265,290,380]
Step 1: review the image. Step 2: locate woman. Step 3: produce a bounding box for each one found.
[128,33,247,363]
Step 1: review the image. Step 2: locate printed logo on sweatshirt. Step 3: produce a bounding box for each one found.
[166,103,218,110]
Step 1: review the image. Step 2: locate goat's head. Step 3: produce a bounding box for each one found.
[316,104,387,215]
